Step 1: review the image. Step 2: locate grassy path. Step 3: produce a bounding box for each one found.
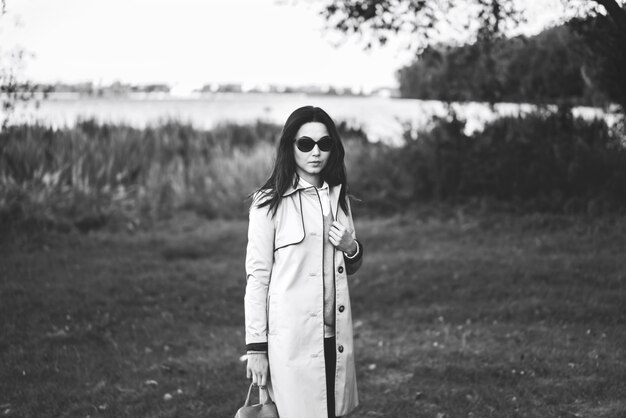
[1,213,625,417]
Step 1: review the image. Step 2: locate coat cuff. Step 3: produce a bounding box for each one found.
[343,239,363,264]
[246,342,268,352]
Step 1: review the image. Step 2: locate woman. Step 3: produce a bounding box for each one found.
[244,106,363,418]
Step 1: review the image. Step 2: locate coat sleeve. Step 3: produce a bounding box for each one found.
[244,192,275,348]
[344,197,363,275]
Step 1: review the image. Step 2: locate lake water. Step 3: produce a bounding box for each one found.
[9,93,610,144]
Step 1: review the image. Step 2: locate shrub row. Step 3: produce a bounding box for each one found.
[1,110,624,232]
[347,109,626,215]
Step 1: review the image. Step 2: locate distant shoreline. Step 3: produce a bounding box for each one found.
[3,93,617,145]
[39,91,397,101]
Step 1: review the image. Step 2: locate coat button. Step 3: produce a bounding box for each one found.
[338,305,345,313]
[338,345,344,353]
[338,266,344,274]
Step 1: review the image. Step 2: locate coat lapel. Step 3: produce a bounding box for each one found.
[329,183,343,220]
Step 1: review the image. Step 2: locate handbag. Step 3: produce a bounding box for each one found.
[234,383,279,418]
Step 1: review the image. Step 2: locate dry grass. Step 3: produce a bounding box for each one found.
[0,120,279,229]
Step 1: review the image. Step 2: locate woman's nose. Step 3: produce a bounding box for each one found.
[311,144,321,155]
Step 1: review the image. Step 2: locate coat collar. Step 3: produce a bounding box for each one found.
[282,176,343,218]
[282,176,325,196]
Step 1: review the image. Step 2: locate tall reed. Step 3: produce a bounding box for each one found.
[0,119,280,230]
[1,110,624,233]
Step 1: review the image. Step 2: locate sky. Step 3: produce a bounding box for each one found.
[0,0,567,93]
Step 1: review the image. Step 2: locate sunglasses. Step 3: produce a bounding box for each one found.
[295,136,333,152]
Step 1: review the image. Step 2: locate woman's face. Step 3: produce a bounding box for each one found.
[293,122,331,185]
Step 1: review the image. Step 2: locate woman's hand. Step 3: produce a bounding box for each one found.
[329,221,357,255]
[246,353,269,387]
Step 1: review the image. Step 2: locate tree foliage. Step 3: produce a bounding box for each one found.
[396,25,608,105]
[321,0,526,50]
[321,0,626,109]
[568,12,626,110]
[0,0,47,129]
[321,0,626,47]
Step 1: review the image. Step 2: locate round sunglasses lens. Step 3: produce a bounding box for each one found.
[297,138,315,152]
[317,138,332,151]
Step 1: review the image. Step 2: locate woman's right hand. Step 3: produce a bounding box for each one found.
[246,353,269,387]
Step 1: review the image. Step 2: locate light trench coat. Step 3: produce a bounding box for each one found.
[245,182,362,418]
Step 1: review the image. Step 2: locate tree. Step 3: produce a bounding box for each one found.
[322,0,524,50]
[568,9,626,110]
[0,0,46,129]
[320,0,626,109]
[396,25,603,105]
[321,0,626,48]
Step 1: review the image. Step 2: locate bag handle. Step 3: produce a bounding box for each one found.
[242,383,255,407]
[242,383,275,407]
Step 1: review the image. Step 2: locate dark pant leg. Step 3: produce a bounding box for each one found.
[324,337,339,418]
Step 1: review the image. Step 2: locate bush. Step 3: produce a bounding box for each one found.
[1,111,624,232]
[392,108,626,214]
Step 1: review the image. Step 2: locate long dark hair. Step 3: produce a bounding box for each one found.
[254,105,349,216]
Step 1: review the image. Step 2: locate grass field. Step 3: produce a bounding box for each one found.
[1,212,625,417]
